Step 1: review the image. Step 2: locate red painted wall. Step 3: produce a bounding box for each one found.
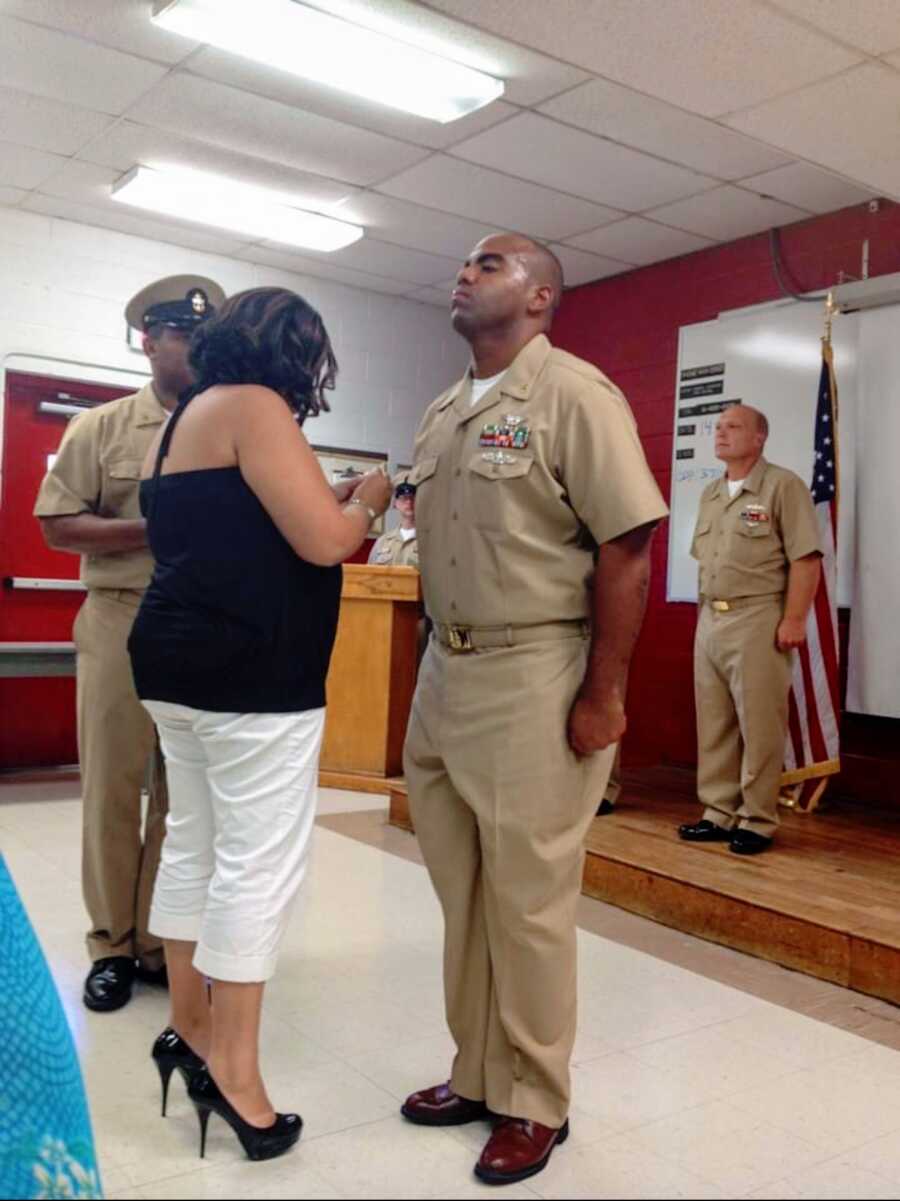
[0,370,379,769]
[0,372,132,769]
[553,200,900,789]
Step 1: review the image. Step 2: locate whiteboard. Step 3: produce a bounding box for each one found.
[667,298,858,606]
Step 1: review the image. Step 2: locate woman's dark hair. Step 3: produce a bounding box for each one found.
[187,286,337,423]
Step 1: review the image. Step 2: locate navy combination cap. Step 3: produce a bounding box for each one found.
[125,274,226,333]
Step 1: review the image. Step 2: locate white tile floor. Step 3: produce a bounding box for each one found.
[3,785,900,1200]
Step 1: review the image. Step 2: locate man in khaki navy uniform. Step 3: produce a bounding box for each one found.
[679,404,821,856]
[367,476,419,567]
[400,234,667,1187]
[35,274,225,1012]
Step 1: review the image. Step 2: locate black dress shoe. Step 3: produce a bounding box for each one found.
[729,828,773,855]
[678,819,732,842]
[84,956,136,1012]
[596,799,615,816]
[136,961,169,988]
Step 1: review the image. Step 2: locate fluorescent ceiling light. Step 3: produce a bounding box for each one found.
[152,0,504,123]
[110,165,363,252]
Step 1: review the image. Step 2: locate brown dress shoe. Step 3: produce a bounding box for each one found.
[401,1082,490,1126]
[475,1116,570,1185]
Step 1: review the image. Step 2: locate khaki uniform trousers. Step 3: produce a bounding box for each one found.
[404,633,614,1129]
[694,598,792,839]
[74,589,168,965]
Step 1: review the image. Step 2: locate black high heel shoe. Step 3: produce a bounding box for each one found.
[151,1028,205,1116]
[187,1068,302,1162]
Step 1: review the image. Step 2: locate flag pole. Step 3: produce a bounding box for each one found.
[823,289,837,347]
[779,290,842,815]
[822,291,840,515]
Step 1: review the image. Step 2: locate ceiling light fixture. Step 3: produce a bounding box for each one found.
[151,0,504,123]
[110,165,364,252]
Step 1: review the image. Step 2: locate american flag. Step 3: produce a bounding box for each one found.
[781,338,841,810]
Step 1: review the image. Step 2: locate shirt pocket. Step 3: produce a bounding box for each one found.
[466,451,534,531]
[734,521,777,566]
[101,458,144,519]
[691,517,712,559]
[408,456,438,532]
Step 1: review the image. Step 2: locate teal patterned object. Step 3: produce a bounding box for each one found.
[0,856,102,1200]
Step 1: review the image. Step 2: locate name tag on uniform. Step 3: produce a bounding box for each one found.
[740,504,770,526]
[479,418,530,450]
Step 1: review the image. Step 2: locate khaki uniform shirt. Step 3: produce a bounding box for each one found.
[33,382,167,591]
[409,334,668,628]
[368,527,419,568]
[690,456,821,601]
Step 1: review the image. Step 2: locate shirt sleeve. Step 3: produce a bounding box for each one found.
[557,378,669,546]
[779,473,822,561]
[33,410,102,518]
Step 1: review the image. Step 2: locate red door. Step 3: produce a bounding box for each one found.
[0,371,132,768]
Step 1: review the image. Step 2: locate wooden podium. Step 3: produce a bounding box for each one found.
[319,564,421,793]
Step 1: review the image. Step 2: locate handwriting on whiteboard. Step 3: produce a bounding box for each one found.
[676,466,723,483]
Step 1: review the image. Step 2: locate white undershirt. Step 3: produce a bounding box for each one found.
[727,477,746,499]
[399,527,416,542]
[470,370,507,406]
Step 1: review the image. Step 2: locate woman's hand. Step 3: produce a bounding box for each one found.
[353,470,393,516]
[331,478,359,504]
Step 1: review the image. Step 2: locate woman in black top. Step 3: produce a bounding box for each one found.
[129,287,391,1162]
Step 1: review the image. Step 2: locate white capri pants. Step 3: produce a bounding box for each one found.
[144,700,325,983]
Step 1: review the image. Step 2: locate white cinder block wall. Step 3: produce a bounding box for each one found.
[0,207,468,473]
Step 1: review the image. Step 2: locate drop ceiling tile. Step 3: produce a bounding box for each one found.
[135,73,430,186]
[646,185,811,240]
[738,162,875,214]
[328,193,495,259]
[0,15,169,115]
[266,238,459,286]
[0,142,68,190]
[728,62,900,201]
[567,217,716,265]
[185,50,518,152]
[233,244,413,296]
[768,0,900,55]
[295,0,590,106]
[20,193,249,256]
[424,0,862,117]
[539,79,793,180]
[0,0,199,63]
[0,87,115,156]
[379,156,625,241]
[406,284,453,307]
[76,120,358,211]
[452,113,716,209]
[37,160,121,206]
[0,187,27,207]
[550,243,631,287]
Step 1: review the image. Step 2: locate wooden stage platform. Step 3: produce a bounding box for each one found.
[388,767,900,1007]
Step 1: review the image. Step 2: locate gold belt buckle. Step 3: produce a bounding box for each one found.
[711,600,731,612]
[447,625,474,652]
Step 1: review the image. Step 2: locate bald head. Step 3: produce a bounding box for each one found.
[743,405,769,439]
[508,234,564,314]
[715,403,768,470]
[451,233,565,342]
